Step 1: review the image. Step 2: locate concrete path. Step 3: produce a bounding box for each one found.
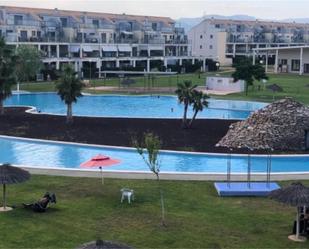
[87,86,238,95]
[22,166,309,181]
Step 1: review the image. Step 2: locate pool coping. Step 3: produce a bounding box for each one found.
[1,135,309,181]
[17,165,309,181]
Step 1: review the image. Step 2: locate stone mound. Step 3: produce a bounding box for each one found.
[216,98,309,151]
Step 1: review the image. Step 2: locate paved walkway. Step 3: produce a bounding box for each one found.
[22,166,309,181]
[87,86,238,95]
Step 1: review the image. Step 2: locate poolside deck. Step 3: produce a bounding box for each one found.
[214,182,281,196]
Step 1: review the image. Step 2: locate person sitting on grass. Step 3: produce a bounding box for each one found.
[23,192,56,213]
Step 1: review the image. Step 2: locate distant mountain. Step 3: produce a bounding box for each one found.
[176,15,256,31]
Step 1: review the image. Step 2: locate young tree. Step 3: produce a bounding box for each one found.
[55,65,84,124]
[189,90,209,128]
[175,80,197,128]
[0,37,17,115]
[15,45,42,82]
[133,133,166,226]
[232,59,268,95]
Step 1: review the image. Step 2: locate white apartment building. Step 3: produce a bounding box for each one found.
[189,18,309,66]
[0,6,204,77]
[253,45,309,75]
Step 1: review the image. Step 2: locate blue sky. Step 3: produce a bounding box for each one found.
[1,0,308,19]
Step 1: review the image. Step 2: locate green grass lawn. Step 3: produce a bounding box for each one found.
[13,72,229,93]
[14,73,208,93]
[1,175,308,249]
[215,73,309,104]
[13,72,309,104]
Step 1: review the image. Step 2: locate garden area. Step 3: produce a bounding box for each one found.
[13,71,309,105]
[217,73,309,105]
[1,175,309,249]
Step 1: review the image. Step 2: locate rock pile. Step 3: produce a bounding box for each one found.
[216,98,309,151]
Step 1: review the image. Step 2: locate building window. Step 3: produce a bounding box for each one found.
[152,23,158,31]
[32,31,36,37]
[92,19,99,28]
[200,35,203,39]
[14,15,23,25]
[210,34,213,39]
[209,45,213,49]
[291,59,300,71]
[215,24,220,28]
[280,59,288,65]
[200,45,202,49]
[60,18,68,27]
[20,30,28,41]
[101,33,107,43]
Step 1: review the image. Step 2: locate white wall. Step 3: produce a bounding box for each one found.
[277,48,309,73]
[188,20,232,66]
[206,77,245,92]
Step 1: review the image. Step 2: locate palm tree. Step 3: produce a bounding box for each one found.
[55,65,84,124]
[189,90,209,128]
[0,37,17,115]
[175,80,197,128]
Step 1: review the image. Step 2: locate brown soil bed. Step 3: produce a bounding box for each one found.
[0,107,304,154]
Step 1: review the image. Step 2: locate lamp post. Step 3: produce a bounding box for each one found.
[215,62,220,71]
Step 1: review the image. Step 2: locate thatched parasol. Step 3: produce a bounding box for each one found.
[0,164,31,212]
[267,84,283,100]
[269,182,309,242]
[76,240,132,249]
[267,83,283,92]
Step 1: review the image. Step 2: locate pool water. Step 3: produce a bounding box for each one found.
[5,93,267,120]
[1,136,309,173]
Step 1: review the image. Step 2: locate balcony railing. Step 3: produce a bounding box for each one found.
[6,20,41,27]
[78,23,115,30]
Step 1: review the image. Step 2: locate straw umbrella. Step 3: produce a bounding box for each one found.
[269,182,309,242]
[266,84,283,100]
[76,239,132,249]
[0,163,31,212]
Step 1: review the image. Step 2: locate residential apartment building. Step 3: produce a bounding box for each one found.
[188,18,309,66]
[0,6,199,76]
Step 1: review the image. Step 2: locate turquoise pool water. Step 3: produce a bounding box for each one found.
[1,136,309,173]
[5,93,267,119]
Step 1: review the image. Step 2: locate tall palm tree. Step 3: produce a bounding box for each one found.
[175,80,197,128]
[55,65,84,124]
[189,90,209,128]
[0,37,17,115]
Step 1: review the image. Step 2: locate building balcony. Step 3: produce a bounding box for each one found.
[78,23,115,30]
[7,20,41,27]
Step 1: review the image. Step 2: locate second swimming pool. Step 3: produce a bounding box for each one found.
[1,136,309,174]
[5,93,267,120]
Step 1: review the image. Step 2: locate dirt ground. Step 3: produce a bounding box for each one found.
[0,107,289,154]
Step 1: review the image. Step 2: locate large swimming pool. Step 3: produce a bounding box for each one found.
[5,93,267,119]
[1,136,309,173]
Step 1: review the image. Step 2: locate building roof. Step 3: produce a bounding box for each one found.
[253,45,309,51]
[0,5,175,26]
[206,18,309,29]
